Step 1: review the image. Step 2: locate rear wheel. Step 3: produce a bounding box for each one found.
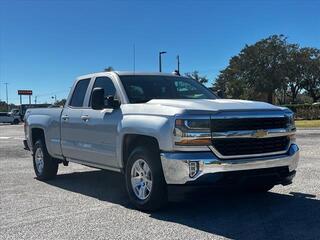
[13,119,19,125]
[33,140,58,180]
[125,144,167,211]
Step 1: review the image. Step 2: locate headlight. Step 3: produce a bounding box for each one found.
[184,119,210,129]
[174,118,211,146]
[286,113,295,129]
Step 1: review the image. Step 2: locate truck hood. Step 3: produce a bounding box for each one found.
[146,99,284,112]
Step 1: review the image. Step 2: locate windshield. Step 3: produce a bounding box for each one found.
[120,75,217,103]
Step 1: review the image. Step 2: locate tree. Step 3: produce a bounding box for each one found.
[213,34,320,104]
[213,35,290,103]
[53,99,66,107]
[212,56,248,99]
[104,66,114,72]
[185,71,208,84]
[300,48,320,102]
[0,101,8,112]
[284,44,305,103]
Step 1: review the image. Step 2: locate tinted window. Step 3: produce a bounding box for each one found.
[120,76,216,103]
[69,79,90,107]
[90,77,117,107]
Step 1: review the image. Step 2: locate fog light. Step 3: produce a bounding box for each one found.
[189,161,199,178]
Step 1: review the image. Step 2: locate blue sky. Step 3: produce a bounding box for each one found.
[1,0,319,104]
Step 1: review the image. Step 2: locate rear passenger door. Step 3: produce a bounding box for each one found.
[60,78,91,160]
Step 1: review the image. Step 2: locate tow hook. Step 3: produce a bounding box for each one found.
[281,171,296,186]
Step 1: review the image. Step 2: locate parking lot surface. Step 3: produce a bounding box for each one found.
[1,124,319,240]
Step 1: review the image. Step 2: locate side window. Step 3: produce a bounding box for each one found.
[90,77,117,107]
[69,78,90,107]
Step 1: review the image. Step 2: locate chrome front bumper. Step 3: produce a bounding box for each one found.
[160,144,299,184]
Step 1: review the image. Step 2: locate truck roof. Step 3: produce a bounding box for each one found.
[77,71,183,80]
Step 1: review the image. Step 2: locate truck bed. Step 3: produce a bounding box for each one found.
[25,107,64,158]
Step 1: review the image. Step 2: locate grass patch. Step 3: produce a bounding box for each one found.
[295,120,320,128]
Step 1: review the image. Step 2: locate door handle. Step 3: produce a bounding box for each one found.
[62,115,69,121]
[81,115,90,121]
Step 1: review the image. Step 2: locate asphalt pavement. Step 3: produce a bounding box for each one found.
[0,124,319,240]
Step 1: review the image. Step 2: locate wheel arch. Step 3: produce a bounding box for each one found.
[121,134,160,169]
[30,127,46,149]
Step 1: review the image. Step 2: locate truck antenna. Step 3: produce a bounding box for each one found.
[133,43,136,74]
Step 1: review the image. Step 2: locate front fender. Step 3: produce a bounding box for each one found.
[117,114,174,167]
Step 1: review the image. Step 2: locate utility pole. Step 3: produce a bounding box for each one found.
[34,96,38,104]
[3,83,9,111]
[159,51,167,72]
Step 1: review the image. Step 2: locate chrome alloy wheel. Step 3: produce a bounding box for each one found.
[35,147,44,174]
[131,159,153,200]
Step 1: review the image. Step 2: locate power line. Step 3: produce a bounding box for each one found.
[36,89,69,97]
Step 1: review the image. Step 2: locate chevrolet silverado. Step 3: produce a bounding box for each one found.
[23,72,299,210]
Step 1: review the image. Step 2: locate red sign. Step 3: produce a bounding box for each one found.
[18,90,33,95]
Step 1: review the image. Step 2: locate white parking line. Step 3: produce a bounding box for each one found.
[0,137,24,140]
[14,137,25,140]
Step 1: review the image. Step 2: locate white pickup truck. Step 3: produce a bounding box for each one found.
[24,71,299,210]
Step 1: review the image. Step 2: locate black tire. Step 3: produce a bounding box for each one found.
[33,140,58,180]
[125,144,167,211]
[13,119,19,125]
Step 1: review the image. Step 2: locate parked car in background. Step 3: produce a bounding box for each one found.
[0,112,20,124]
[23,71,299,211]
[9,109,20,116]
[9,109,22,121]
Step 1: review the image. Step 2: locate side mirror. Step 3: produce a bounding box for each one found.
[92,88,105,110]
[107,95,121,109]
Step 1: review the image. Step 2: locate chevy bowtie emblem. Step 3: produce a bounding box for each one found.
[253,129,268,138]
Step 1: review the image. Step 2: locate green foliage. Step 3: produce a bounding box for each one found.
[213,35,320,104]
[104,66,114,72]
[0,101,18,112]
[185,71,208,84]
[0,101,7,112]
[300,48,320,102]
[283,104,320,120]
[53,99,66,107]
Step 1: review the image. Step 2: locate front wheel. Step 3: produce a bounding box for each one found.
[125,145,167,211]
[33,140,58,180]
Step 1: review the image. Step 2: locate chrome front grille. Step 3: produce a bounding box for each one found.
[211,117,288,132]
[212,136,290,156]
[210,115,294,159]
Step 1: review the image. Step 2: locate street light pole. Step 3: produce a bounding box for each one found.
[177,55,180,74]
[159,51,167,72]
[3,83,9,111]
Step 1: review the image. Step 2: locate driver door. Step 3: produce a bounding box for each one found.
[79,76,122,168]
